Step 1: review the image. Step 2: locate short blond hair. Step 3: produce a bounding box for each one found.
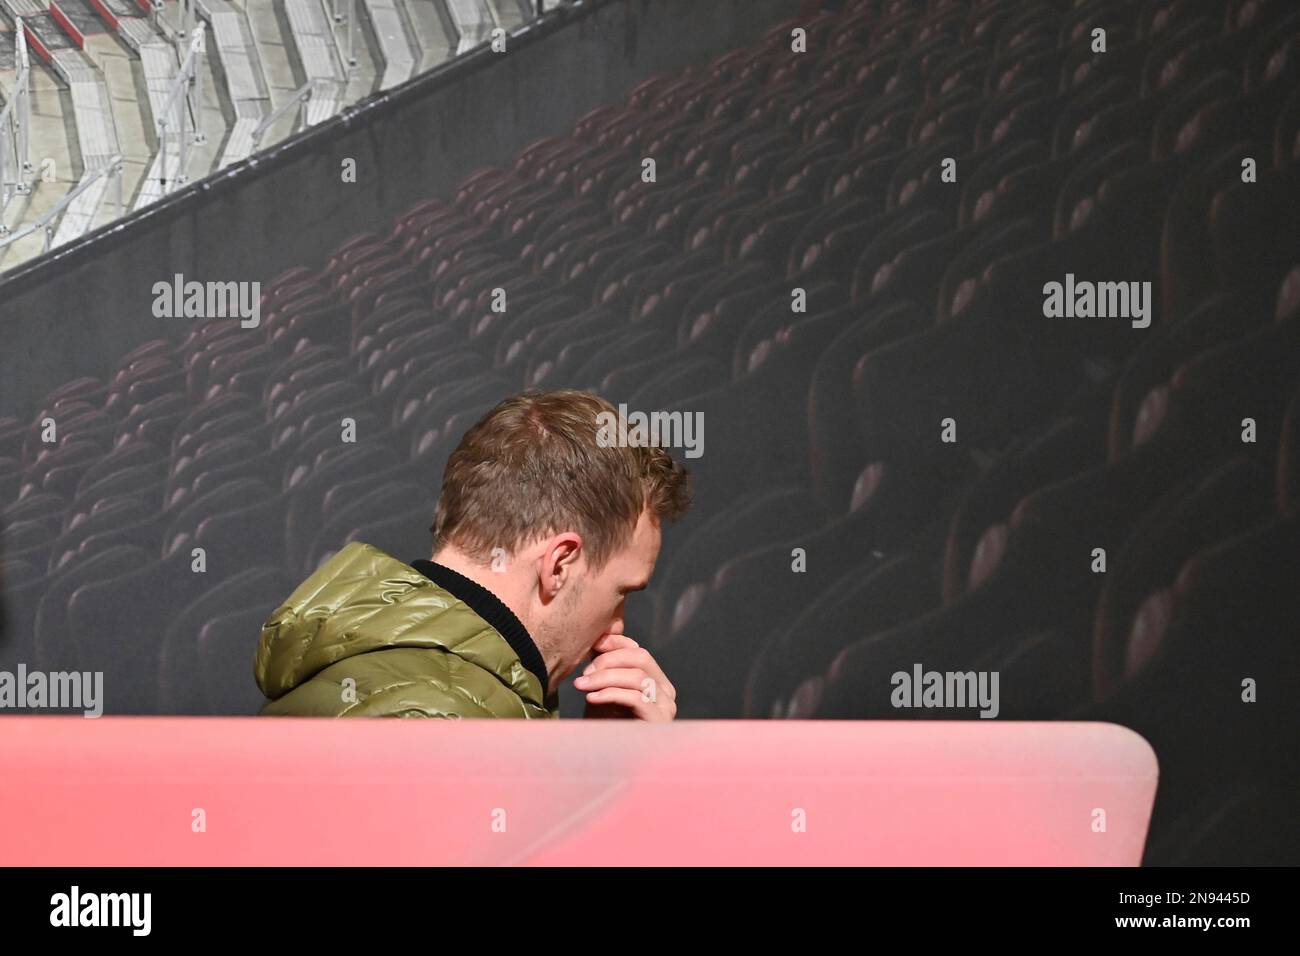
[432,390,692,569]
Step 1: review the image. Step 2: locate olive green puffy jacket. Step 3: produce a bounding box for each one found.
[254,541,559,718]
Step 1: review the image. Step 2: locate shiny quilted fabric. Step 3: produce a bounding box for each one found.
[254,541,558,718]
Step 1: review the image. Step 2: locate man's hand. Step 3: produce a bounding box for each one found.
[574,632,677,721]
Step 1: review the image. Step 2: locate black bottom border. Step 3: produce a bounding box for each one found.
[0,866,1291,940]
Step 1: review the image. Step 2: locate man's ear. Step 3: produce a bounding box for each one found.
[538,532,583,600]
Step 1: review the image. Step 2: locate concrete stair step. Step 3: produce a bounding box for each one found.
[48,0,112,48]
[362,0,417,89]
[402,0,453,72]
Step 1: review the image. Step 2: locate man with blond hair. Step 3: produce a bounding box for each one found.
[254,390,692,719]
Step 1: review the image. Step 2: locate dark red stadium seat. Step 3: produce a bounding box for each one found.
[156,566,295,714]
[746,550,935,719]
[32,544,145,673]
[1092,456,1276,698]
[942,415,1106,603]
[303,481,429,573]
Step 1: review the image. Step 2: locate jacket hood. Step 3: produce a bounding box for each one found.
[254,541,548,709]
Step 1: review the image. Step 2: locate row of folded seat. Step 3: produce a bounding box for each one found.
[0,0,1298,862]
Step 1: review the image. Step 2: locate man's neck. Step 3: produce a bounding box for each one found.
[429,547,561,692]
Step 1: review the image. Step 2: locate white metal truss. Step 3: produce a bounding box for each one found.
[250,77,320,151]
[329,0,357,68]
[0,19,33,234]
[0,153,123,253]
[156,29,207,191]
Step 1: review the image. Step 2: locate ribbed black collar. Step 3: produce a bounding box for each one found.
[408,558,551,697]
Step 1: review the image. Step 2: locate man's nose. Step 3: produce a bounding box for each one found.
[589,618,623,660]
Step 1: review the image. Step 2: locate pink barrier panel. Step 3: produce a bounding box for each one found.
[0,718,1157,865]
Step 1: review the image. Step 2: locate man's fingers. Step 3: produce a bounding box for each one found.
[575,667,644,689]
[574,667,671,701]
[579,637,677,714]
[584,647,671,690]
[584,647,651,673]
[582,686,673,721]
